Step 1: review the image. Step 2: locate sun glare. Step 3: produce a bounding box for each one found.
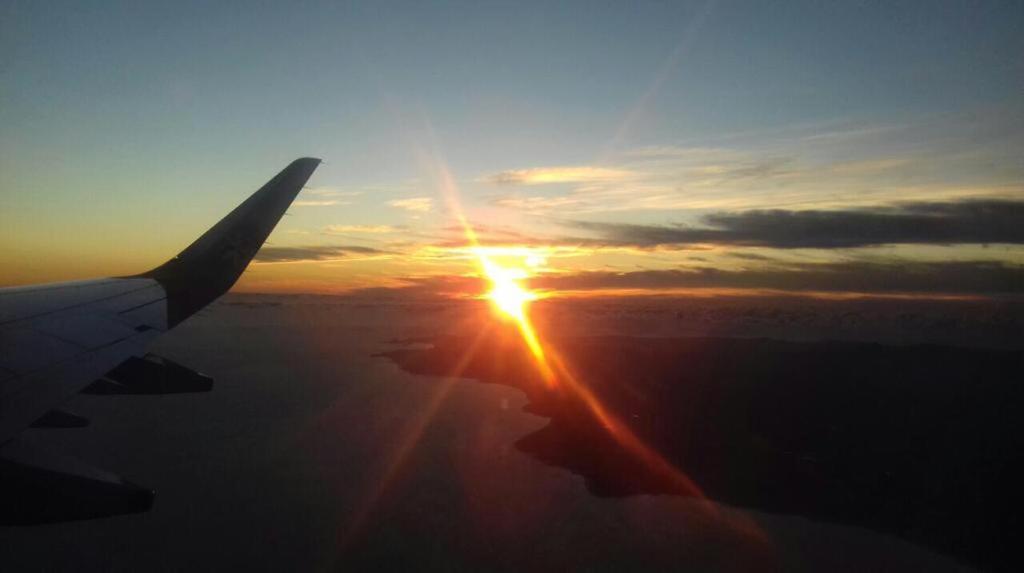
[435,158,719,519]
[471,247,555,383]
[478,255,537,321]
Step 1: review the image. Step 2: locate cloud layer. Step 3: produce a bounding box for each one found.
[292,200,350,207]
[572,199,1024,249]
[533,260,1024,296]
[254,245,386,263]
[388,197,433,213]
[486,166,633,185]
[485,108,1024,214]
[324,225,401,234]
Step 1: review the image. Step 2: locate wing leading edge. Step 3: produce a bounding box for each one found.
[139,156,321,327]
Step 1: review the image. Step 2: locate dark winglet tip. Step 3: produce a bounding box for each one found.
[286,157,322,176]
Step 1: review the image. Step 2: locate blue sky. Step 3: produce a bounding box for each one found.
[1,0,1022,293]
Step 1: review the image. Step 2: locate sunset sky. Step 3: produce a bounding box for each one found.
[2,1,1022,298]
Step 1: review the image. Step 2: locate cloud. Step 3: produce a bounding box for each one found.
[341,260,1023,298]
[420,223,585,250]
[304,187,364,198]
[254,245,386,263]
[489,107,1024,214]
[486,166,633,185]
[686,157,793,180]
[728,252,774,261]
[493,196,582,210]
[571,199,1024,249]
[324,225,400,234]
[388,197,433,213]
[531,261,1024,296]
[292,200,351,207]
[826,158,912,175]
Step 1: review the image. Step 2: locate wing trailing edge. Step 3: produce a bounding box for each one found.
[0,435,154,524]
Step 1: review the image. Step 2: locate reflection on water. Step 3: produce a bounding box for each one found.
[2,294,1014,572]
[384,329,1023,572]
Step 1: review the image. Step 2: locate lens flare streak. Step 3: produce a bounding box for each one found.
[400,139,766,548]
[437,154,707,496]
[473,250,557,385]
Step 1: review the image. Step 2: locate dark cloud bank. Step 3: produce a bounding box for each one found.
[361,260,1022,298]
[534,261,1024,296]
[573,199,1024,249]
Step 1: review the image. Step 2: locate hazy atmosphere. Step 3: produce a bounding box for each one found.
[3,1,1021,298]
[2,2,1022,572]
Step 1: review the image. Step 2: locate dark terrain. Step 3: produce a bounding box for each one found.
[2,294,1013,572]
[385,330,1024,572]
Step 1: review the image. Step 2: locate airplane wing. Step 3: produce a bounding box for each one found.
[0,157,320,524]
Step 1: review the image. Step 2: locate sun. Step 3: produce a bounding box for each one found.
[480,259,537,321]
[471,247,555,383]
[468,247,545,321]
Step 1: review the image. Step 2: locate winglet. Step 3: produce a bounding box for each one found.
[140,158,320,326]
